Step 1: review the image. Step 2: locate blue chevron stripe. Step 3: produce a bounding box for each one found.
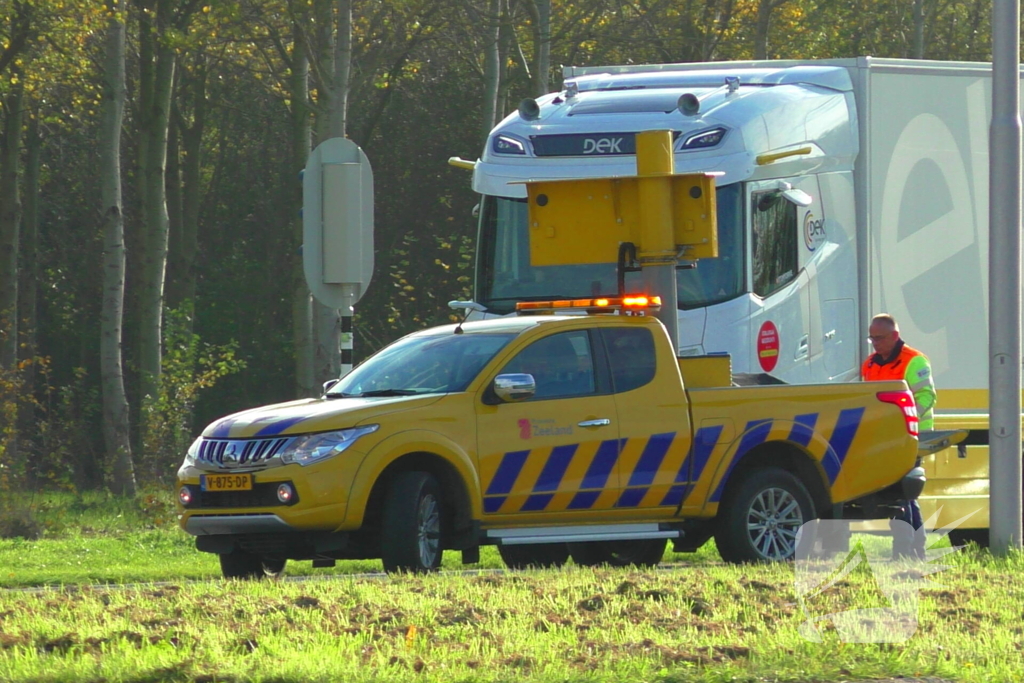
[616,487,648,507]
[533,444,578,492]
[580,439,624,489]
[627,433,676,486]
[520,444,578,511]
[568,439,624,510]
[254,416,309,437]
[660,424,724,506]
[567,490,601,510]
[709,419,773,503]
[788,413,818,448]
[483,450,530,513]
[823,408,865,484]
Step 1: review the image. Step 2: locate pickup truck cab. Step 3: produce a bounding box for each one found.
[177,299,921,577]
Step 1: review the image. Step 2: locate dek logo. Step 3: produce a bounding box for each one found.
[583,137,625,154]
[804,211,826,251]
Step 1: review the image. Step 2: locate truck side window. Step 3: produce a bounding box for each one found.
[501,330,596,399]
[751,190,798,298]
[600,327,656,393]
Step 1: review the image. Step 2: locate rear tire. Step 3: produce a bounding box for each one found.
[948,528,989,548]
[220,549,287,579]
[715,467,815,563]
[381,472,444,573]
[498,543,570,569]
[567,538,666,567]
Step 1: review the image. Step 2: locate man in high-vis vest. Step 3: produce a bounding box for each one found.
[862,313,936,558]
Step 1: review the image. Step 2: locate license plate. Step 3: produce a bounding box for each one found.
[201,473,253,491]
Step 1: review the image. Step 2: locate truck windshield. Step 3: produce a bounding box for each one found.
[476,183,744,315]
[326,332,515,398]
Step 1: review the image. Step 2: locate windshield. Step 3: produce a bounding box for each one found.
[476,183,744,314]
[326,332,515,397]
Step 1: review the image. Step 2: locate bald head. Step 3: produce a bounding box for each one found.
[868,314,900,357]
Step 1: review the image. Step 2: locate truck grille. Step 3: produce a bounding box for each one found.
[197,437,292,467]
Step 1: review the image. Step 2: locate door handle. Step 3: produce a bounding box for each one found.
[578,418,611,428]
[796,335,809,359]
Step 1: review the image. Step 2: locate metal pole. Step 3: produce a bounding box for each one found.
[635,130,680,351]
[989,0,1023,554]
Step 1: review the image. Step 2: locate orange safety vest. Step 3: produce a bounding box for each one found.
[862,341,923,382]
[862,340,936,429]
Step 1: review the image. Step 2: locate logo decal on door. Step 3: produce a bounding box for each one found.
[757,321,780,372]
[518,418,574,439]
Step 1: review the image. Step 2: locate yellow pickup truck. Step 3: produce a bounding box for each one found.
[176,298,922,577]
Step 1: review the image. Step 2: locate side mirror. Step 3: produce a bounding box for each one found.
[493,373,535,402]
[323,379,339,393]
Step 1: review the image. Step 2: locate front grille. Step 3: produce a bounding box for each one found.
[189,482,299,508]
[197,437,292,467]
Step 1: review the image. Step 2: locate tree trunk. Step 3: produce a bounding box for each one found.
[912,0,925,58]
[165,115,184,308]
[531,0,551,96]
[100,0,137,497]
[0,84,23,373]
[0,83,22,467]
[753,0,779,60]
[178,84,204,318]
[291,17,315,397]
[481,0,501,143]
[136,0,176,411]
[15,109,39,443]
[167,59,206,322]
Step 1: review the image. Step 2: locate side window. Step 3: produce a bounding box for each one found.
[751,190,798,298]
[501,330,595,399]
[600,327,656,393]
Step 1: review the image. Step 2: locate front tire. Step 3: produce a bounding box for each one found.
[381,472,444,573]
[498,543,570,569]
[715,467,815,563]
[567,539,666,567]
[220,549,287,579]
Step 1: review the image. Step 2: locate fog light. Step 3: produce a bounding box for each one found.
[178,486,193,506]
[277,483,295,503]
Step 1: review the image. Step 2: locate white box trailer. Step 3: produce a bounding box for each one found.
[465,57,1020,539]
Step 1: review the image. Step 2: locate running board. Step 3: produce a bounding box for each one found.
[487,523,681,546]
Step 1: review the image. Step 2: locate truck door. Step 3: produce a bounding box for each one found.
[747,180,813,383]
[599,326,693,516]
[476,329,622,518]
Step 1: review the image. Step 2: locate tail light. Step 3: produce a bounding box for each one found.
[876,390,919,437]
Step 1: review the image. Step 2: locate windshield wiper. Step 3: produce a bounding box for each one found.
[349,389,424,398]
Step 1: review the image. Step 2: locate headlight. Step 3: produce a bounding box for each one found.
[183,437,203,465]
[279,425,380,466]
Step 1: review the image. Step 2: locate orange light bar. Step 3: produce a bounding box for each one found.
[623,295,662,308]
[515,294,661,314]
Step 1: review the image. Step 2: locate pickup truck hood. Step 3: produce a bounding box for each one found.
[202,394,446,439]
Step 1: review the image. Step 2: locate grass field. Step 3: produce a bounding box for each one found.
[0,490,1020,682]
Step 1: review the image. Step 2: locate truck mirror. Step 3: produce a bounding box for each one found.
[782,187,813,207]
[494,373,536,402]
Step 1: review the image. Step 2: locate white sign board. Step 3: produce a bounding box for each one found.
[303,137,374,309]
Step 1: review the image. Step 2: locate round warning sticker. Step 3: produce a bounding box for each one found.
[757,321,780,372]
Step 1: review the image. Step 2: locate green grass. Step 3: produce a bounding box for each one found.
[0,490,1019,682]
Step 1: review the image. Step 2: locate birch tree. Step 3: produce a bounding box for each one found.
[134,0,177,415]
[100,0,136,496]
[481,0,502,142]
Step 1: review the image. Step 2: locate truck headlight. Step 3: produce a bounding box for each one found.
[280,425,380,466]
[183,437,203,465]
